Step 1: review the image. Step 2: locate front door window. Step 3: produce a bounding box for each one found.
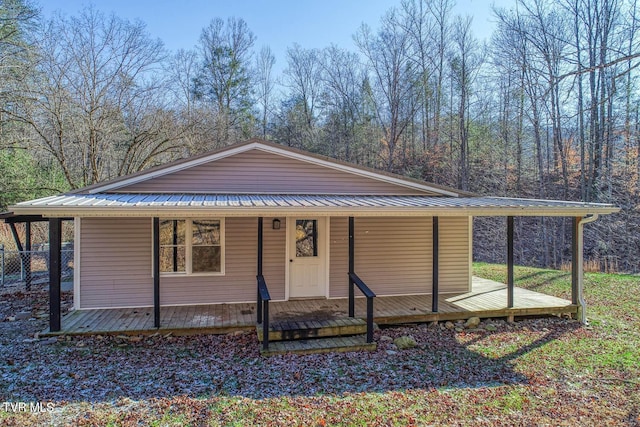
[295,219,318,257]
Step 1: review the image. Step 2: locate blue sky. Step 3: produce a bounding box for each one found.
[39,0,511,73]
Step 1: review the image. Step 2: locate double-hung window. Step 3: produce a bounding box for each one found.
[158,219,224,275]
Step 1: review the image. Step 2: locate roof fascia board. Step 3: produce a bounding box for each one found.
[87,141,459,197]
[489,196,616,207]
[9,205,620,218]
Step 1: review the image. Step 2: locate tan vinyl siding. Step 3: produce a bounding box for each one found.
[159,217,285,304]
[439,217,471,292]
[80,218,152,309]
[329,216,470,298]
[118,149,431,195]
[329,217,433,298]
[261,218,286,300]
[329,217,349,297]
[79,217,286,309]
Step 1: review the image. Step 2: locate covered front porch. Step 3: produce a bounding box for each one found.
[41,276,576,337]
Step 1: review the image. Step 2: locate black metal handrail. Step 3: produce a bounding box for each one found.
[256,274,271,350]
[348,272,376,343]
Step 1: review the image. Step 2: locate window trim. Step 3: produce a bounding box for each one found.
[155,218,225,277]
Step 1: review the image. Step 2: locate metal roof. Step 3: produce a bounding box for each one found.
[9,193,619,217]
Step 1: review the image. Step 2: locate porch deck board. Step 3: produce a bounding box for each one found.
[199,305,211,327]
[72,308,110,333]
[159,306,175,329]
[185,305,198,328]
[136,309,154,331]
[222,304,231,327]
[199,305,212,328]
[190,305,204,328]
[100,308,127,333]
[60,308,95,332]
[209,304,221,328]
[201,304,215,327]
[231,304,241,327]
[43,277,577,336]
[175,305,189,329]
[201,304,212,327]
[238,304,254,325]
[125,309,148,331]
[210,304,224,327]
[162,306,180,330]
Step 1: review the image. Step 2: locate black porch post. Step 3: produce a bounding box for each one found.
[8,223,27,289]
[49,218,62,332]
[257,217,263,323]
[507,216,514,308]
[432,216,439,312]
[172,220,178,272]
[25,222,32,291]
[257,217,263,276]
[153,217,160,328]
[8,223,23,252]
[348,216,355,318]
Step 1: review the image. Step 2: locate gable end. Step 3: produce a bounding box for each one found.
[84,140,461,197]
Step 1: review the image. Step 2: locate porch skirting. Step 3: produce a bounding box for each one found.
[41,277,576,336]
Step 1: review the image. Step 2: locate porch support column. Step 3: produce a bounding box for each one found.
[172,220,178,272]
[153,217,160,328]
[348,216,355,318]
[25,222,32,291]
[257,217,263,276]
[572,216,593,323]
[507,216,514,308]
[8,222,23,252]
[432,216,439,312]
[49,218,62,332]
[257,217,263,323]
[8,223,27,289]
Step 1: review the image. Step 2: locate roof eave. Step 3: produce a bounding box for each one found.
[8,205,621,218]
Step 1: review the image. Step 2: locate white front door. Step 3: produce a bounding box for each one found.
[288,217,326,298]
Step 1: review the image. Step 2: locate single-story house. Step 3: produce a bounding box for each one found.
[4,138,619,353]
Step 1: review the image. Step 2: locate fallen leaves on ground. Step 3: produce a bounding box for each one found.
[0,284,638,426]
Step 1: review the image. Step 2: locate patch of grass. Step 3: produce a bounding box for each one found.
[473,262,640,329]
[474,263,640,379]
[148,411,189,427]
[498,388,527,412]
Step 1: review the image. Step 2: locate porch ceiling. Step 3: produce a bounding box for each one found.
[10,193,619,217]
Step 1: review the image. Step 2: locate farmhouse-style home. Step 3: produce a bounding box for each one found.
[4,139,619,354]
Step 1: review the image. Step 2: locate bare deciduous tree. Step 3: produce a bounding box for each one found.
[449,15,482,191]
[8,7,177,188]
[355,10,420,171]
[318,45,364,160]
[283,44,322,148]
[255,45,275,139]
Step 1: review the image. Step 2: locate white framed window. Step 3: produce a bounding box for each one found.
[158,218,225,275]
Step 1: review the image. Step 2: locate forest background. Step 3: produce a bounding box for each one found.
[0,0,638,272]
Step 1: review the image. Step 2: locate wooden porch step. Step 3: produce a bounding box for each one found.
[260,334,377,356]
[256,317,368,342]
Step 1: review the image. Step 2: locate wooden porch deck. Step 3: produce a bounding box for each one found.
[42,277,577,336]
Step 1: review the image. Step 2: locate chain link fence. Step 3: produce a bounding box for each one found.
[0,243,74,289]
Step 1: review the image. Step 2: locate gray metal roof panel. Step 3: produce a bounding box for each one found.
[11,193,618,215]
